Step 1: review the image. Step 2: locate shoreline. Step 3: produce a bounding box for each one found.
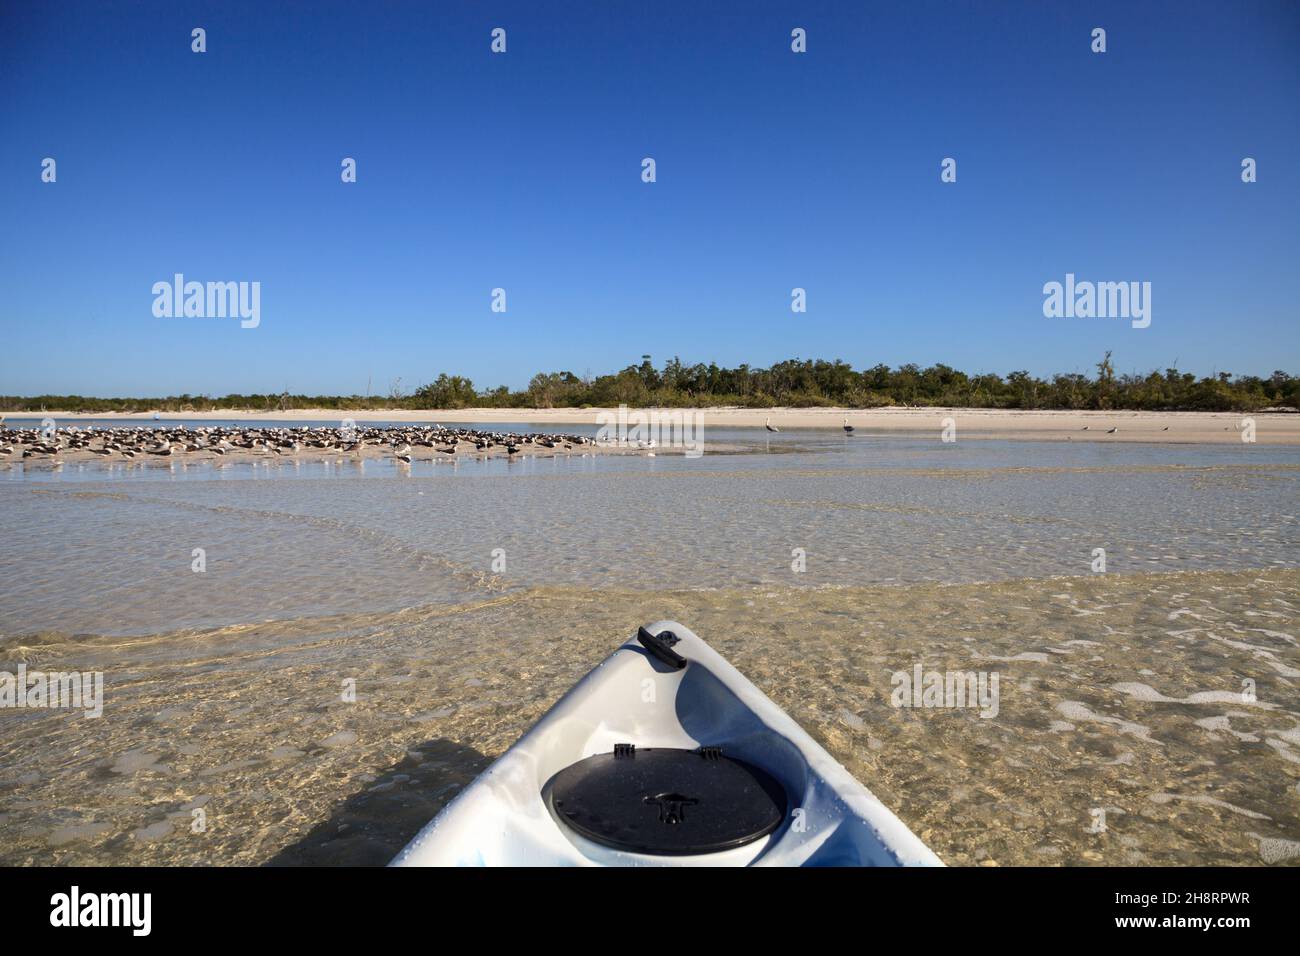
[6,406,1298,444]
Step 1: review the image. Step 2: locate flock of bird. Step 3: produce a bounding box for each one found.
[0,416,1245,464]
[0,423,597,463]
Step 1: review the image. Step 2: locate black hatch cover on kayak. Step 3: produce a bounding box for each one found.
[545,746,788,855]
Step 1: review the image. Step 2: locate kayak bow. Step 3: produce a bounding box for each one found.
[392,621,942,866]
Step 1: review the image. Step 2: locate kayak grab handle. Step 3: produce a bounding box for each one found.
[637,626,687,669]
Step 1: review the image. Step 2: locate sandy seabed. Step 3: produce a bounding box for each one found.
[2,569,1298,866]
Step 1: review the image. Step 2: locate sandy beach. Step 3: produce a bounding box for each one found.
[16,406,1297,444]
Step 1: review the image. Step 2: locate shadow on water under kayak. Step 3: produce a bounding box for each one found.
[265,738,491,866]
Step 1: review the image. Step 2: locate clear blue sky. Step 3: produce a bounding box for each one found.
[2,0,1297,396]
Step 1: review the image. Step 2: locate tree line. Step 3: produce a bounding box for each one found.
[3,354,1296,414]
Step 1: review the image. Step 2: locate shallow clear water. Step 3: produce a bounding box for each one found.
[2,432,1297,636]
[3,572,1299,866]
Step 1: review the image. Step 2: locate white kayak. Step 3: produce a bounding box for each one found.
[391,621,942,866]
